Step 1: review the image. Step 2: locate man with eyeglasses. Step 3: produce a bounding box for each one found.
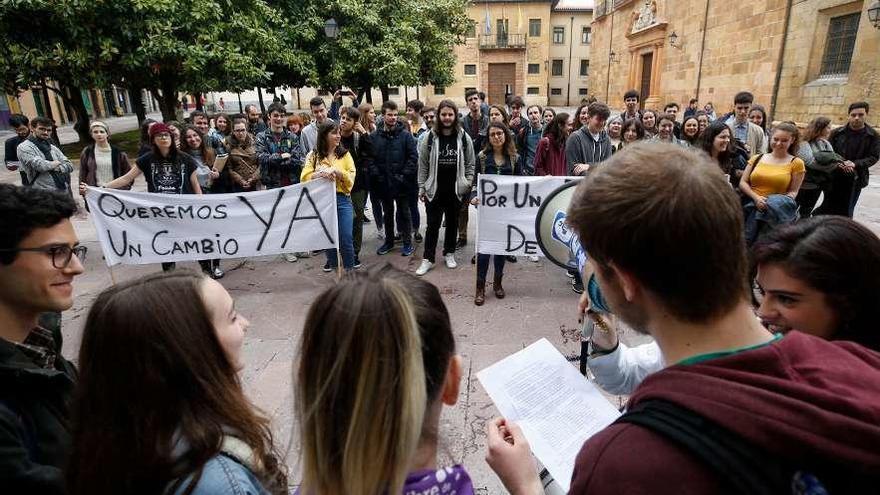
[16,116,74,194]
[0,184,85,493]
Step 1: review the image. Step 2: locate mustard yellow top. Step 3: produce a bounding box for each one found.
[748,156,805,197]
[301,151,356,195]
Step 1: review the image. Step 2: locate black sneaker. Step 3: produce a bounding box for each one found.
[323,263,334,272]
[414,232,423,243]
[506,255,518,263]
[572,278,584,294]
[353,257,363,269]
[211,266,225,280]
[363,217,371,224]
[377,243,394,255]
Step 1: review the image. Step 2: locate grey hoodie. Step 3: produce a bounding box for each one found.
[565,127,612,176]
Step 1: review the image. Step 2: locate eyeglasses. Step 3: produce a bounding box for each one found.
[0,244,88,268]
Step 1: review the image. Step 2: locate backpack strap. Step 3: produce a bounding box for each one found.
[616,399,793,495]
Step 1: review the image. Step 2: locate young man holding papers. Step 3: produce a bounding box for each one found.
[485,142,880,494]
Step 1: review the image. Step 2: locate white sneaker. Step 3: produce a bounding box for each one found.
[283,253,298,262]
[528,255,539,262]
[415,259,434,276]
[445,254,458,269]
[377,227,385,240]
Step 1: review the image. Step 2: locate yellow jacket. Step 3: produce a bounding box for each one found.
[301,151,356,195]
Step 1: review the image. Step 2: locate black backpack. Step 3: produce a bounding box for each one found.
[617,399,831,495]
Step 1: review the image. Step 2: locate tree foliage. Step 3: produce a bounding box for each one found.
[0,0,468,141]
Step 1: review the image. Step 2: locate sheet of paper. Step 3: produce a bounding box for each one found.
[477,338,621,491]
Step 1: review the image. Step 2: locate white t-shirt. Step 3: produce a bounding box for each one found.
[94,145,114,186]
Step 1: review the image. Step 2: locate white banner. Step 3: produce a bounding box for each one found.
[476,175,580,256]
[85,180,339,266]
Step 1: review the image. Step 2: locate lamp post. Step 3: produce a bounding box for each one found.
[325,18,339,39]
[669,31,682,49]
[868,0,880,29]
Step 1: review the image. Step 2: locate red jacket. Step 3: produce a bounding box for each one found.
[533,136,567,177]
[569,332,880,494]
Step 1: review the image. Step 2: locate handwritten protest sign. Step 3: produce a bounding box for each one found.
[476,175,579,256]
[85,180,338,266]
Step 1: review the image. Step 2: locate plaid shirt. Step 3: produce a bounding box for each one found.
[14,326,57,369]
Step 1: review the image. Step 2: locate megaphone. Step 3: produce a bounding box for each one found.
[534,179,611,339]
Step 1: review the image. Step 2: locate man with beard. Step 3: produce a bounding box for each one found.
[485,142,880,495]
[415,100,475,276]
[17,117,74,194]
[244,104,267,135]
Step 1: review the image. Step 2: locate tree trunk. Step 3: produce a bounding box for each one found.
[194,91,204,111]
[153,78,180,122]
[63,84,92,144]
[256,87,266,114]
[379,85,389,103]
[361,85,372,104]
[129,84,147,125]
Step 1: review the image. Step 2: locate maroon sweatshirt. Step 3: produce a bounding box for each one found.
[569,332,880,494]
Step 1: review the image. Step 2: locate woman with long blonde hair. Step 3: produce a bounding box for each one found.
[295,265,472,495]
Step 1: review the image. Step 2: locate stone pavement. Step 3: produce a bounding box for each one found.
[3,163,880,492]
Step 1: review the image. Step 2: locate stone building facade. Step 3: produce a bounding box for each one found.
[589,0,879,125]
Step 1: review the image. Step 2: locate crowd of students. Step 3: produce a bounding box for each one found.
[4,136,880,493]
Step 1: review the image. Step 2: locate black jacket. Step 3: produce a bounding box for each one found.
[369,120,418,198]
[341,131,374,193]
[830,124,880,189]
[0,336,76,495]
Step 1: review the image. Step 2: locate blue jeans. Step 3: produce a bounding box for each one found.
[325,194,356,270]
[477,253,506,282]
[849,185,862,217]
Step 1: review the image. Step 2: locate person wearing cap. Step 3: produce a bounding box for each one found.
[76,121,132,198]
[100,122,202,272]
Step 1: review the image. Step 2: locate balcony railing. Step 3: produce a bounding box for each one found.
[478,34,526,50]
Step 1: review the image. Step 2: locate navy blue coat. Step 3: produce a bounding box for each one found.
[369,120,418,198]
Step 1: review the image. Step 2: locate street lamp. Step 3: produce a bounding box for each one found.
[669,31,682,49]
[868,0,880,29]
[609,51,620,63]
[325,18,339,39]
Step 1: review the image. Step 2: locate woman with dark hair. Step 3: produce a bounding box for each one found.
[183,125,224,279]
[700,120,741,186]
[77,121,131,195]
[66,271,288,495]
[796,116,845,217]
[653,114,688,147]
[534,112,570,176]
[572,103,589,131]
[488,105,509,126]
[103,123,202,272]
[740,122,805,244]
[138,118,158,158]
[213,114,231,138]
[301,121,357,272]
[695,110,710,134]
[640,109,659,138]
[749,104,770,145]
[680,115,701,147]
[225,120,260,192]
[471,122,518,305]
[542,107,556,126]
[295,265,473,495]
[752,216,880,351]
[620,118,645,148]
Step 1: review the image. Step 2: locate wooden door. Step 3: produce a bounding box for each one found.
[639,53,653,105]
[488,63,516,106]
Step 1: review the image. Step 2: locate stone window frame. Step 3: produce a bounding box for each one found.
[434,86,446,95]
[528,63,541,74]
[819,12,861,78]
[464,64,478,76]
[805,2,864,83]
[529,19,542,37]
[527,87,540,95]
[578,88,589,95]
[387,87,400,96]
[550,88,563,95]
[582,26,592,44]
[580,59,590,77]
[551,59,564,77]
[552,26,565,44]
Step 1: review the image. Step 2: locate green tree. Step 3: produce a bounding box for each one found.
[302,0,470,102]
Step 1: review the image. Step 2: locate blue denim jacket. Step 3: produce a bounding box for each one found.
[171,454,269,495]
